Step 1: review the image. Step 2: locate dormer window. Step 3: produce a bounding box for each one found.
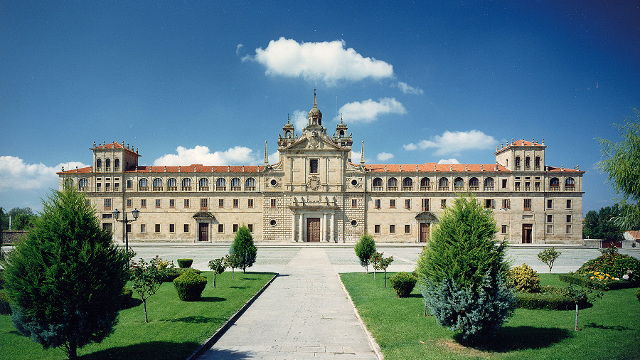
[310,159,319,174]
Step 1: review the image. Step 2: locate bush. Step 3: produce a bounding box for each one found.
[559,273,637,291]
[354,234,376,272]
[173,269,208,301]
[0,290,10,315]
[389,272,417,297]
[416,196,515,342]
[177,259,193,269]
[516,286,588,310]
[507,264,541,293]
[578,248,640,281]
[230,226,257,273]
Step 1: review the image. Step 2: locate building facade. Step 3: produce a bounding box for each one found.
[58,95,585,244]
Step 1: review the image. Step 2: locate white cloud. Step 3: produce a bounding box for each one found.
[338,98,406,123]
[235,43,244,56]
[403,130,496,155]
[153,145,256,166]
[394,81,424,95]
[376,152,394,161]
[291,110,307,130]
[438,158,460,164]
[350,150,368,163]
[268,151,280,164]
[0,156,87,191]
[249,37,394,85]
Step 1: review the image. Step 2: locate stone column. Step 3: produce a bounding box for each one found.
[322,213,327,242]
[330,212,335,242]
[291,213,296,242]
[298,213,303,242]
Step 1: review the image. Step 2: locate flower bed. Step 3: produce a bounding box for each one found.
[559,273,638,291]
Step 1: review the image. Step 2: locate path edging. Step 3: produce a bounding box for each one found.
[337,273,384,360]
[185,272,279,360]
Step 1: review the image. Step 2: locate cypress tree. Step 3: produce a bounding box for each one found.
[229,225,257,273]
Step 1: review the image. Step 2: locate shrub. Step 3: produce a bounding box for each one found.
[130,257,164,323]
[578,247,640,281]
[173,269,208,301]
[559,273,636,291]
[354,234,376,273]
[177,258,193,268]
[371,251,394,287]
[390,272,417,297]
[230,226,257,273]
[416,196,515,342]
[507,264,541,293]
[538,248,561,272]
[515,286,588,310]
[2,188,129,360]
[0,290,10,315]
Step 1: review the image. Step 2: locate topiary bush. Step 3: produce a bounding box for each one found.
[177,258,193,269]
[507,264,541,293]
[578,247,640,281]
[389,272,417,297]
[173,269,208,301]
[0,290,10,315]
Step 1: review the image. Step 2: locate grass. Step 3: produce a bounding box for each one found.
[0,271,275,360]
[341,272,640,360]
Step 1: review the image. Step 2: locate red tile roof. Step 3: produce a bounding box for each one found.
[546,166,584,173]
[496,139,545,153]
[625,231,640,240]
[93,142,139,155]
[56,166,93,175]
[58,164,266,174]
[364,163,510,173]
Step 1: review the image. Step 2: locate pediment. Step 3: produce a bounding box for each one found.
[284,132,343,151]
[415,212,438,222]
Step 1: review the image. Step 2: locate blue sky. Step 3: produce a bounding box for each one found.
[1,1,639,213]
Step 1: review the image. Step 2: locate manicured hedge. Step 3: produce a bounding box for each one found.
[389,272,417,298]
[515,287,588,310]
[177,258,193,268]
[161,267,202,282]
[173,269,207,301]
[559,273,638,291]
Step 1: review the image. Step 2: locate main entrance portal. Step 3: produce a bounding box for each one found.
[419,223,430,242]
[306,218,320,242]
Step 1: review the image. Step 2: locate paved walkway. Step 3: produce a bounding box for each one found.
[198,248,378,360]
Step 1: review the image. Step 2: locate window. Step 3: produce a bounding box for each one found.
[402,177,413,190]
[389,225,396,234]
[374,225,381,234]
[169,199,175,208]
[550,177,560,190]
[404,225,410,234]
[184,224,189,232]
[155,224,160,233]
[546,224,554,234]
[501,179,507,188]
[184,199,190,208]
[96,159,102,169]
[515,156,521,170]
[387,177,398,190]
[566,215,572,223]
[114,183,119,191]
[566,199,572,209]
[199,177,210,190]
[565,177,575,190]
[169,224,175,233]
[454,177,464,190]
[374,199,381,209]
[155,199,161,208]
[524,199,532,211]
[535,182,540,191]
[441,199,446,209]
[389,199,396,208]
[484,199,494,209]
[105,183,111,191]
[139,178,148,189]
[566,224,572,234]
[420,177,430,190]
[421,199,430,211]
[140,224,146,233]
[126,199,132,208]
[405,199,411,209]
[104,198,112,210]
[502,199,511,209]
[501,225,508,234]
[102,223,112,232]
[248,199,254,208]
[352,199,358,208]
[245,177,256,190]
[219,199,224,208]
[515,182,521,191]
[231,177,241,190]
[102,213,113,219]
[438,177,449,190]
[547,215,553,222]
[469,177,479,189]
[79,178,88,190]
[270,199,276,208]
[535,156,541,169]
[248,224,254,232]
[105,159,111,170]
[126,224,131,233]
[167,178,177,189]
[153,178,162,190]
[310,159,319,173]
[126,179,132,189]
[233,224,239,233]
[233,199,239,208]
[218,224,224,233]
[270,220,277,226]
[372,177,383,190]
[141,199,147,208]
[547,199,553,209]
[182,178,192,190]
[525,156,531,169]
[200,198,208,210]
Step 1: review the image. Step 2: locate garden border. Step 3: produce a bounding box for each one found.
[185,272,278,360]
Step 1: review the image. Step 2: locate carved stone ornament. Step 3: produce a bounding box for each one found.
[307,176,321,190]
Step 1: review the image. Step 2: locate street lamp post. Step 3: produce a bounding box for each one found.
[112,208,140,254]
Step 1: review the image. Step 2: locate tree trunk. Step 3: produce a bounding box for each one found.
[384,271,387,288]
[66,341,78,360]
[213,274,217,288]
[373,269,376,280]
[143,299,149,323]
[574,303,579,331]
[232,268,235,279]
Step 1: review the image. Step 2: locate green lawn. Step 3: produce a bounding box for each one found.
[341,273,640,360]
[0,271,276,360]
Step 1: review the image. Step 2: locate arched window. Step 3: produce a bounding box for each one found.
[216,178,226,190]
[515,156,521,169]
[96,159,102,169]
[114,159,120,170]
[64,178,73,189]
[535,156,541,170]
[199,178,209,190]
[438,177,449,190]
[484,177,495,190]
[550,177,560,190]
[454,177,464,190]
[402,177,413,190]
[105,159,111,169]
[245,177,256,190]
[565,177,575,190]
[231,177,241,190]
[387,177,398,190]
[78,178,88,190]
[420,177,430,190]
[525,156,531,169]
[152,178,163,190]
[469,177,479,189]
[138,178,148,189]
[167,178,177,189]
[372,177,383,189]
[182,178,192,190]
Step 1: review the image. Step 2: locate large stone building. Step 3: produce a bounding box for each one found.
[58,94,585,244]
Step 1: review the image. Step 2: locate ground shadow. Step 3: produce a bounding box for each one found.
[120,298,142,310]
[277,273,290,277]
[160,315,225,324]
[80,340,201,360]
[229,285,248,289]
[407,293,423,298]
[199,296,226,302]
[201,348,254,360]
[584,322,633,331]
[455,326,572,352]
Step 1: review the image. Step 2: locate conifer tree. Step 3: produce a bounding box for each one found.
[229,226,257,273]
